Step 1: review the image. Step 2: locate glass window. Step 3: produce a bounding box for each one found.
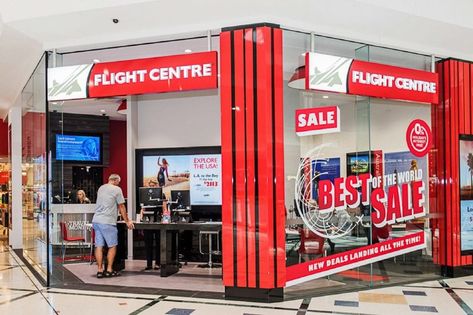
[21,54,49,281]
[284,30,437,296]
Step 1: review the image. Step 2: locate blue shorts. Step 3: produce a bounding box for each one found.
[93,223,118,248]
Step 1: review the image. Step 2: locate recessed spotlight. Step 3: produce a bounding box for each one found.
[323,95,329,99]
[100,109,106,113]
[93,59,100,63]
[184,49,192,53]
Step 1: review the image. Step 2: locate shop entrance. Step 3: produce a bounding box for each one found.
[50,95,224,295]
[48,37,224,296]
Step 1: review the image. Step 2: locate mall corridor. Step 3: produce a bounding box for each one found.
[0,241,472,315]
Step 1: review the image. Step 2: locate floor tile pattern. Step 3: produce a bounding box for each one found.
[1,244,473,314]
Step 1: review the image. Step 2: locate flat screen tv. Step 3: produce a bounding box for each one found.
[55,134,102,163]
[136,146,222,221]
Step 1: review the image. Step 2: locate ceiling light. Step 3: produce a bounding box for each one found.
[184,49,192,53]
[323,95,329,99]
[100,109,106,113]
[93,59,100,63]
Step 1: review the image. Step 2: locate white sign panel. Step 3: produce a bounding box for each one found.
[48,64,92,101]
[306,53,352,93]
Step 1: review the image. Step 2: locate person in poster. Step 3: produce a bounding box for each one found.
[157,157,172,187]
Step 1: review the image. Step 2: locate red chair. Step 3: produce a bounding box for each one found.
[59,222,85,262]
[298,227,325,263]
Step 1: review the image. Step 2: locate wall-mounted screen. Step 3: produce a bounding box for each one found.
[56,134,101,163]
[460,135,473,254]
[138,148,221,206]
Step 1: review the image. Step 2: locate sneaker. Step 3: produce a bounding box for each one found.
[144,266,153,271]
[154,265,161,270]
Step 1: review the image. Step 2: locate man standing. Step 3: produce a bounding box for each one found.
[93,174,134,278]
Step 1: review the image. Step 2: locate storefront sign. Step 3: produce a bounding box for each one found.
[48,51,218,101]
[305,52,439,104]
[406,119,432,157]
[295,106,340,136]
[286,231,425,286]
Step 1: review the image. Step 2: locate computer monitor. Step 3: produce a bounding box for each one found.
[139,187,163,207]
[170,190,191,210]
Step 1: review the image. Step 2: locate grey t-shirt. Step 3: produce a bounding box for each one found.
[92,183,125,226]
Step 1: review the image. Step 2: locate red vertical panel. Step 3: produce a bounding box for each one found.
[464,63,471,135]
[468,63,473,133]
[452,61,460,267]
[256,26,274,288]
[445,61,453,267]
[234,29,248,287]
[244,28,257,288]
[221,25,285,291]
[273,28,286,288]
[220,31,235,287]
[436,62,444,265]
[459,63,465,134]
[466,63,473,265]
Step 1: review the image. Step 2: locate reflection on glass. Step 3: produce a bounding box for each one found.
[21,54,49,281]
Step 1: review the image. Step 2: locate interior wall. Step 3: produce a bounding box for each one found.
[104,120,127,196]
[136,90,220,149]
[0,120,9,156]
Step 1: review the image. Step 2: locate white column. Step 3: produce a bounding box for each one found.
[9,105,22,249]
[126,96,138,259]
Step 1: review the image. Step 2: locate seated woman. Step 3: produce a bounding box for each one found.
[76,190,91,204]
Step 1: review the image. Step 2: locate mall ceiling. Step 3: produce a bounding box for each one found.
[0,0,472,118]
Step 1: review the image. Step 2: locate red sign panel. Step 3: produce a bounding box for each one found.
[88,51,218,98]
[286,231,425,286]
[349,60,438,104]
[406,119,432,157]
[295,106,340,136]
[305,52,439,104]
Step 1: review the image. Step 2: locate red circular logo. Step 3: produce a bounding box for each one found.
[406,119,432,157]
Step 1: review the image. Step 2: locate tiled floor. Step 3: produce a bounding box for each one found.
[1,245,473,315]
[63,260,224,292]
